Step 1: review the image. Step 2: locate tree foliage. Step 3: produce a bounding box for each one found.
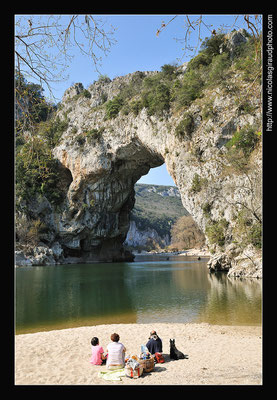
[15,71,55,134]
[15,75,68,207]
[170,215,205,251]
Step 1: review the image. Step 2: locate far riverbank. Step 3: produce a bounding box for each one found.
[133,247,211,258]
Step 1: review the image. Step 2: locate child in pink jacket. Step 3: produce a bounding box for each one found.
[90,337,107,365]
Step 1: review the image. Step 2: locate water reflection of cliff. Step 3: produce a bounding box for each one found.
[196,272,262,325]
[16,259,262,333]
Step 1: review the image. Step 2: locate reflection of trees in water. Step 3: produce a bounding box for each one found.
[126,261,261,325]
[171,261,211,291]
[197,272,262,325]
[16,260,262,332]
[124,261,209,320]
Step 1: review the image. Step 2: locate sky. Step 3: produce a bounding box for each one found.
[34,14,254,102]
[15,14,261,186]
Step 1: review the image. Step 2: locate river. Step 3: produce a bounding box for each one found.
[15,255,262,334]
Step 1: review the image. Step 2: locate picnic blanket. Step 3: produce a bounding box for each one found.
[98,368,125,381]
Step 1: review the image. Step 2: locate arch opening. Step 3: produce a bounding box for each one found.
[124,163,205,254]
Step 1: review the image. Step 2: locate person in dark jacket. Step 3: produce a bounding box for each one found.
[146,330,163,355]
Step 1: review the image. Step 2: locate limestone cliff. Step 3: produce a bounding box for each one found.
[125,184,188,251]
[16,30,262,277]
[125,220,170,250]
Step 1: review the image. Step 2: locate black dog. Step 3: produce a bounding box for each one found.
[169,339,186,360]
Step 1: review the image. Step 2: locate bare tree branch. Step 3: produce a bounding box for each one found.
[15,14,117,137]
[156,14,262,60]
[15,15,116,101]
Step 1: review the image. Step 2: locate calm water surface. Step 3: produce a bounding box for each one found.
[15,255,262,334]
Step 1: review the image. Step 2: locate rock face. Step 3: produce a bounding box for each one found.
[207,254,232,272]
[125,220,170,250]
[124,184,188,251]
[16,31,262,277]
[220,29,248,59]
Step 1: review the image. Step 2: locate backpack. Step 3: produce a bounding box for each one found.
[155,352,165,363]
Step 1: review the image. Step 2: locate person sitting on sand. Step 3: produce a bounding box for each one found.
[106,333,126,370]
[146,330,163,355]
[90,337,107,365]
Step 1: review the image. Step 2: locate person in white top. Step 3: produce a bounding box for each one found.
[106,333,126,370]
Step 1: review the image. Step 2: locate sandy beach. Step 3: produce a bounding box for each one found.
[15,323,262,385]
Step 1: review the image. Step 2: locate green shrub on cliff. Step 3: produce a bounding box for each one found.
[174,69,204,108]
[37,117,68,148]
[205,218,229,248]
[16,137,64,205]
[175,113,194,138]
[207,53,231,86]
[105,95,124,119]
[142,83,171,116]
[16,75,67,207]
[190,173,208,193]
[233,36,261,82]
[233,210,262,250]
[138,65,177,116]
[225,125,260,157]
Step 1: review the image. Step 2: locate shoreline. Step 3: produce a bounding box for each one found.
[15,248,210,268]
[15,322,262,385]
[134,247,211,258]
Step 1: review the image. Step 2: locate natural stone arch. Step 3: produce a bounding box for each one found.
[15,30,262,277]
[55,134,167,262]
[52,66,261,276]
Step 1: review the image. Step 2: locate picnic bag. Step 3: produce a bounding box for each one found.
[139,356,155,372]
[125,357,144,379]
[125,364,143,378]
